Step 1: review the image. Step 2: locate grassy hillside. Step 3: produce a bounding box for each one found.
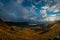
[0,19,60,40]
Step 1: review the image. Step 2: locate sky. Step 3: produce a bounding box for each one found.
[0,0,60,23]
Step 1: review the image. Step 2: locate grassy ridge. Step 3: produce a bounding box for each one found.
[0,19,60,40]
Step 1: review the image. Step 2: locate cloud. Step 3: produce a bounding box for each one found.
[41,3,60,13]
[0,11,17,22]
[40,9,47,17]
[0,2,4,8]
[41,6,49,10]
[16,0,24,4]
[0,0,25,22]
[54,10,60,13]
[0,0,37,22]
[48,3,60,12]
[0,0,60,22]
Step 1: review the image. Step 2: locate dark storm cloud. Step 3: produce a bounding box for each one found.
[0,0,40,22]
[0,0,30,22]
